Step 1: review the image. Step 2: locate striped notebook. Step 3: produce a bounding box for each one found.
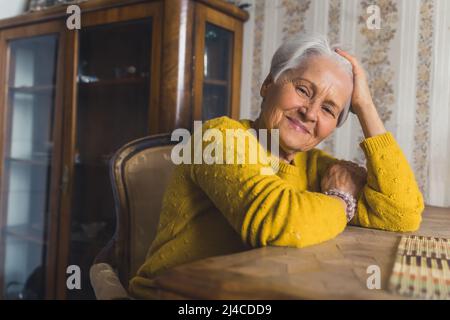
[389,235,450,300]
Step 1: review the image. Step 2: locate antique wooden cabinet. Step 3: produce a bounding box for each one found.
[0,0,248,299]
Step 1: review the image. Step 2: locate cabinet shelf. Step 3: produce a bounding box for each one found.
[9,85,54,93]
[203,78,228,86]
[5,156,50,166]
[4,224,46,245]
[75,161,109,167]
[78,77,147,88]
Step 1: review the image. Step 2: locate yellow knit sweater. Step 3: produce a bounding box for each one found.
[129,116,424,299]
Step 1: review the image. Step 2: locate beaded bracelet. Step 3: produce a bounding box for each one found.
[323,188,357,222]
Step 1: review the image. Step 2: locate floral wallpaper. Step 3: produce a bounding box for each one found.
[351,0,399,165]
[358,0,397,125]
[328,0,341,45]
[250,0,265,118]
[280,0,311,41]
[245,0,446,205]
[412,0,434,195]
[321,0,342,154]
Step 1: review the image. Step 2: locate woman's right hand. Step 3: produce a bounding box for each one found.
[321,161,367,198]
[335,48,387,138]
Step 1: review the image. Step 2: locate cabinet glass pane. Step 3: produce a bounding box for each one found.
[68,19,152,299]
[1,35,58,299]
[202,23,233,120]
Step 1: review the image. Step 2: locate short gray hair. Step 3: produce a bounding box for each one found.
[269,33,353,127]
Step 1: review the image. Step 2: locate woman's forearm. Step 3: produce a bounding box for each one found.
[355,103,387,138]
[351,132,424,231]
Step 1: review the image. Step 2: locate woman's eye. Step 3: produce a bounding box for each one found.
[296,86,309,97]
[322,105,335,117]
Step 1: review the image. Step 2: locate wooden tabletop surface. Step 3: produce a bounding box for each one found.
[152,206,450,299]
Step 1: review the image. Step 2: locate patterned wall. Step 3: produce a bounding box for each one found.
[412,0,434,198]
[240,0,450,207]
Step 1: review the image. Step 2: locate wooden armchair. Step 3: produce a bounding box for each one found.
[89,134,176,299]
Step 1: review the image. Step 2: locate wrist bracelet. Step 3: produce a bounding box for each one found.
[323,188,357,222]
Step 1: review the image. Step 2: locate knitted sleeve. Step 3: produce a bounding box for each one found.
[351,132,424,231]
[312,132,424,231]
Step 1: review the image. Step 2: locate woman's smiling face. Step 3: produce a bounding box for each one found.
[259,55,353,156]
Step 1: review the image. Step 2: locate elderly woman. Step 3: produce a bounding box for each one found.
[129,34,424,298]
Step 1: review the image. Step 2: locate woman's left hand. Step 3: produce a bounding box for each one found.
[334,48,374,115]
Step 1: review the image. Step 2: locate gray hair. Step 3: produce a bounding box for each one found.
[269,33,353,127]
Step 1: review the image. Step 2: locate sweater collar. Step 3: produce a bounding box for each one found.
[239,119,306,175]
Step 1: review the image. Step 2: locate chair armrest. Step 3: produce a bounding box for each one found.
[89,263,130,300]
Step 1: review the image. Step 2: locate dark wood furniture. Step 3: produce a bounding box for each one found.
[150,206,450,299]
[0,0,248,299]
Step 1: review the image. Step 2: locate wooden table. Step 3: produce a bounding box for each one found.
[152,206,450,299]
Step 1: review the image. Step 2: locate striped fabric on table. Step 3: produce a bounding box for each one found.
[389,235,450,300]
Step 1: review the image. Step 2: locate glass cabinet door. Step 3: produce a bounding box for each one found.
[202,23,233,120]
[67,19,153,299]
[0,34,58,299]
[194,3,243,121]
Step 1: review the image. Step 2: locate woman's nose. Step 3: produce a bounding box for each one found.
[299,102,319,122]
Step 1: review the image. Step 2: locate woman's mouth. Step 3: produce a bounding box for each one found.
[286,116,310,134]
